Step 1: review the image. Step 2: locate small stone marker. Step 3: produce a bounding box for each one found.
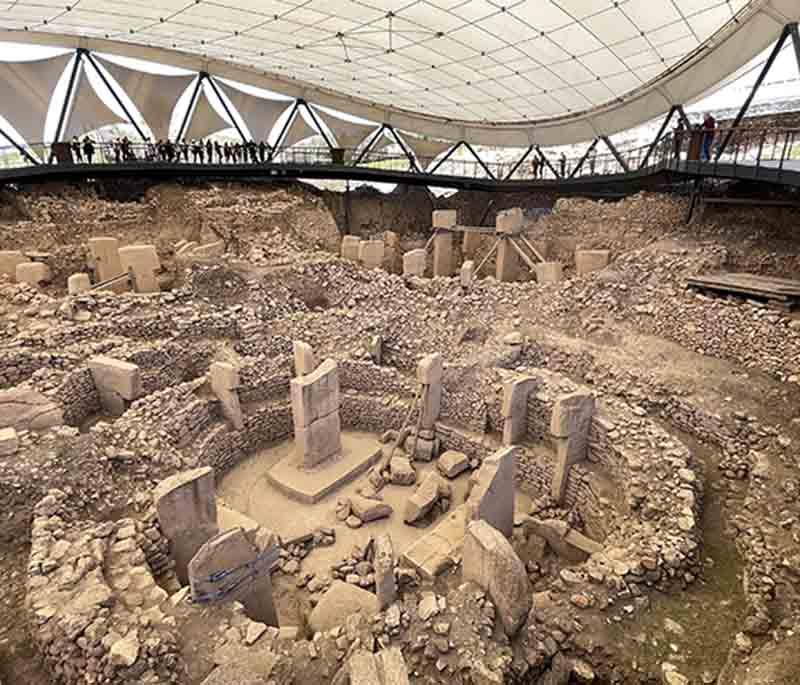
[460,260,474,287]
[341,235,361,261]
[0,427,19,456]
[68,273,91,294]
[402,249,426,277]
[534,261,563,284]
[373,534,396,610]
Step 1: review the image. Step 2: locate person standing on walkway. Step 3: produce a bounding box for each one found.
[71,137,83,163]
[83,137,95,164]
[559,152,567,177]
[701,112,716,161]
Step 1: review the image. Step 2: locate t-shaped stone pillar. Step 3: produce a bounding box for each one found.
[501,377,536,445]
[118,244,161,293]
[188,527,279,626]
[432,210,457,278]
[154,467,219,585]
[88,355,142,416]
[359,240,385,269]
[293,340,316,376]
[550,392,595,503]
[88,237,125,291]
[465,445,517,538]
[417,353,443,432]
[210,362,244,430]
[290,359,342,468]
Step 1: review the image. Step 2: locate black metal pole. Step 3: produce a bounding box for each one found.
[716,24,791,160]
[569,138,598,178]
[206,75,247,142]
[354,124,386,165]
[504,145,533,180]
[386,126,418,172]
[676,105,690,128]
[176,74,204,142]
[639,106,676,169]
[84,51,147,140]
[270,101,300,160]
[791,23,800,74]
[301,101,335,151]
[0,126,39,165]
[54,51,83,144]
[463,141,494,179]
[429,140,461,174]
[601,136,630,172]
[535,145,560,179]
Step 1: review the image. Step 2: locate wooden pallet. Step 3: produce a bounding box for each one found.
[686,272,800,310]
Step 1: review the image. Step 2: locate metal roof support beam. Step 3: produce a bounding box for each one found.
[176,74,204,142]
[535,145,560,179]
[569,139,599,178]
[206,75,247,142]
[791,23,800,74]
[716,24,792,160]
[639,105,676,169]
[83,51,147,140]
[676,105,691,128]
[354,124,386,166]
[0,126,39,166]
[601,135,629,173]
[299,100,335,151]
[504,145,533,181]
[463,141,494,179]
[54,51,83,145]
[269,100,300,160]
[386,126,419,172]
[429,140,462,174]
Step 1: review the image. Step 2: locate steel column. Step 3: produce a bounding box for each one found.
[354,124,386,165]
[54,51,83,144]
[0,126,39,165]
[206,75,247,142]
[639,106,676,169]
[535,145,560,179]
[176,74,204,142]
[301,101,335,151]
[429,141,462,174]
[569,139,599,178]
[791,23,800,73]
[504,145,533,180]
[269,101,300,159]
[84,51,147,140]
[386,126,418,172]
[601,136,630,172]
[463,141,494,179]
[716,24,792,160]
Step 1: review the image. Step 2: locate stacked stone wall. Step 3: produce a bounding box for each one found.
[338,359,414,397]
[56,368,101,427]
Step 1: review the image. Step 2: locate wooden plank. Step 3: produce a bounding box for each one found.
[702,197,800,208]
[687,273,800,297]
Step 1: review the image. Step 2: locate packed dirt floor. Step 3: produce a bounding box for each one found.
[0,178,799,685]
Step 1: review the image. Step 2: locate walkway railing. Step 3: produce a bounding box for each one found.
[0,127,798,185]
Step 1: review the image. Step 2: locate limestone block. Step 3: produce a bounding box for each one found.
[189,527,278,626]
[210,362,243,430]
[348,647,410,685]
[153,467,218,584]
[465,446,516,538]
[460,260,474,287]
[402,249,426,277]
[404,472,444,523]
[522,518,602,563]
[16,262,51,286]
[118,244,161,293]
[463,520,531,635]
[67,273,91,294]
[341,235,362,261]
[389,456,416,485]
[350,495,393,522]
[0,387,63,431]
[293,340,316,376]
[501,377,536,445]
[308,580,379,633]
[433,231,453,277]
[534,261,563,284]
[417,353,443,385]
[290,359,340,429]
[0,251,29,281]
[433,209,457,229]
[550,392,595,444]
[0,427,19,456]
[88,355,142,401]
[359,240,385,269]
[437,450,469,479]
[495,238,519,283]
[295,412,342,468]
[378,647,410,685]
[88,237,124,283]
[495,207,524,235]
[370,334,383,365]
[575,249,611,275]
[373,534,396,610]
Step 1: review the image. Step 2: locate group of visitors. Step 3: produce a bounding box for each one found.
[673,112,717,161]
[68,136,274,165]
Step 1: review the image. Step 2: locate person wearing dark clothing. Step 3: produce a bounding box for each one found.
[559,152,566,177]
[258,140,267,163]
[588,152,596,176]
[215,141,223,163]
[530,157,538,179]
[83,137,95,164]
[206,139,213,163]
[71,137,83,163]
[181,141,189,162]
[673,120,685,161]
[701,113,716,161]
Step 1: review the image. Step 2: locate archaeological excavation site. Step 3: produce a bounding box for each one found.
[1,5,800,684]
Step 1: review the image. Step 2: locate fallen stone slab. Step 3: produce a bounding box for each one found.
[0,387,63,432]
[350,495,393,523]
[373,534,396,611]
[463,520,531,635]
[201,663,270,685]
[388,456,416,485]
[402,505,466,580]
[403,472,444,523]
[522,517,603,563]
[0,427,19,456]
[308,580,379,633]
[437,450,469,479]
[347,647,410,685]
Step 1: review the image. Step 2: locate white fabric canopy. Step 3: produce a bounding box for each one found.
[278,110,318,150]
[184,86,231,141]
[400,134,454,165]
[0,53,71,143]
[213,79,291,142]
[62,64,127,141]
[311,107,379,151]
[94,56,195,141]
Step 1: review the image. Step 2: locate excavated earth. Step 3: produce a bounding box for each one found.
[0,180,799,685]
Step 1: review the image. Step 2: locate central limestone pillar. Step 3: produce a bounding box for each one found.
[291,359,342,468]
